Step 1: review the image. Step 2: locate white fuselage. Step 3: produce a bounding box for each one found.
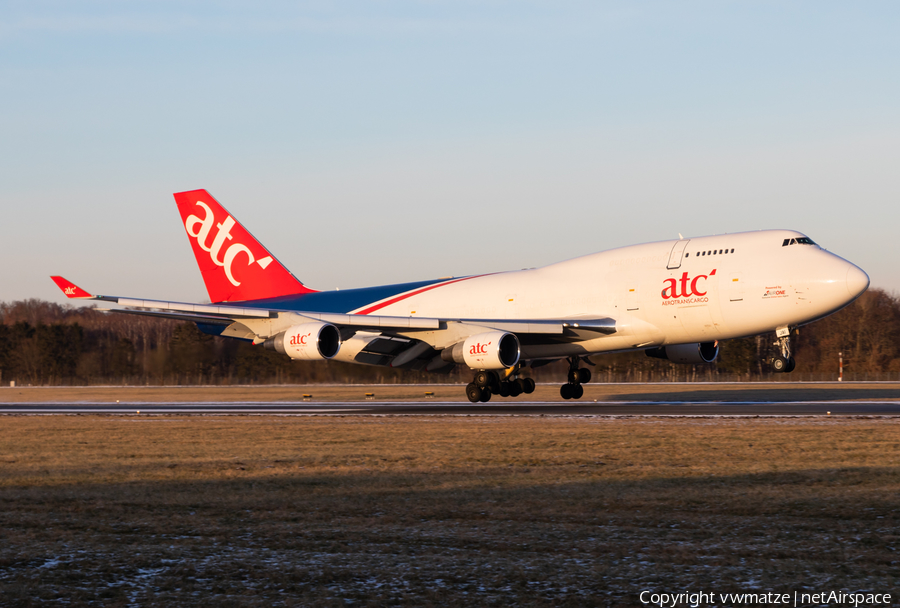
[351,230,869,359]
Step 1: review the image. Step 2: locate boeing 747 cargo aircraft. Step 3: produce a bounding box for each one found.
[52,189,869,402]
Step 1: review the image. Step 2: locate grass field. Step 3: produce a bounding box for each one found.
[1,415,898,606]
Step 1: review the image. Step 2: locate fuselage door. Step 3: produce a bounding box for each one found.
[626,284,640,311]
[727,272,744,302]
[504,293,518,318]
[667,239,690,269]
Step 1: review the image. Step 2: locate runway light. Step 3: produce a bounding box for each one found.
[827,411,831,415]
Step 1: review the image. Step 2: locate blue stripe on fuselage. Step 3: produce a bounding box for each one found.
[236,278,449,314]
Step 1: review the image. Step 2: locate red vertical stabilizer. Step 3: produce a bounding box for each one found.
[173,189,314,303]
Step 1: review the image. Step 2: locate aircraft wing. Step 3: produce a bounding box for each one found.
[51,276,617,368]
[53,276,439,330]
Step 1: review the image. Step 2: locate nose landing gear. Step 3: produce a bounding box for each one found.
[772,327,796,373]
[465,368,536,403]
[560,356,591,400]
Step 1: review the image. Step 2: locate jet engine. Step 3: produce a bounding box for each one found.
[264,322,341,360]
[441,331,520,370]
[645,342,719,364]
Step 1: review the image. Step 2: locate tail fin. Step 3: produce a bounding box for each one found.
[174,189,314,303]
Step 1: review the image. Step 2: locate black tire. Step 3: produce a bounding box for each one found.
[474,371,491,388]
[567,369,579,384]
[523,378,536,394]
[515,378,528,395]
[786,357,796,373]
[572,383,584,399]
[466,383,482,403]
[577,368,592,384]
[499,382,511,397]
[560,384,573,400]
[772,356,788,373]
[479,390,491,403]
[509,381,522,397]
[488,372,501,393]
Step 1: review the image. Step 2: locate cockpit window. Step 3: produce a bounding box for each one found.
[782,237,817,247]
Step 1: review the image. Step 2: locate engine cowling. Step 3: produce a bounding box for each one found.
[264,322,341,360]
[645,342,718,364]
[441,331,520,370]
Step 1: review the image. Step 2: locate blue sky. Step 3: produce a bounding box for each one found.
[2,1,898,304]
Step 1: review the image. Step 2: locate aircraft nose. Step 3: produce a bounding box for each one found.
[846,263,870,299]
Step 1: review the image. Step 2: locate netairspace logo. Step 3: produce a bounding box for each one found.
[639,590,892,607]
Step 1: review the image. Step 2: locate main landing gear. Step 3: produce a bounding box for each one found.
[560,356,592,400]
[465,369,536,403]
[772,327,796,373]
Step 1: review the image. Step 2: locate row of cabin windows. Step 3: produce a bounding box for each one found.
[685,248,734,258]
[682,237,814,260]
[783,237,816,246]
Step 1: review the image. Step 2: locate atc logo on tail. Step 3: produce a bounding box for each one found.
[183,201,274,287]
[173,190,314,303]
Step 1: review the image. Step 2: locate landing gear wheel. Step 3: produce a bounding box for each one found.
[560,384,573,400]
[466,383,482,403]
[474,371,491,388]
[509,381,523,397]
[566,356,592,385]
[498,382,511,397]
[479,390,491,403]
[571,384,584,399]
[515,378,529,395]
[522,378,536,394]
[772,356,789,373]
[773,328,795,374]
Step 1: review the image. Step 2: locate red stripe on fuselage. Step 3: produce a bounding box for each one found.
[354,275,489,315]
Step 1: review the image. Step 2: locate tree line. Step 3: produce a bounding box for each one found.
[1,289,898,386]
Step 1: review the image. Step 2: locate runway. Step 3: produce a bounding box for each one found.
[3,400,900,415]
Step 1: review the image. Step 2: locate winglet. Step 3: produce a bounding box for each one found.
[50,276,93,299]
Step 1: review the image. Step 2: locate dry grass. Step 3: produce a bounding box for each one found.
[1,416,898,606]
